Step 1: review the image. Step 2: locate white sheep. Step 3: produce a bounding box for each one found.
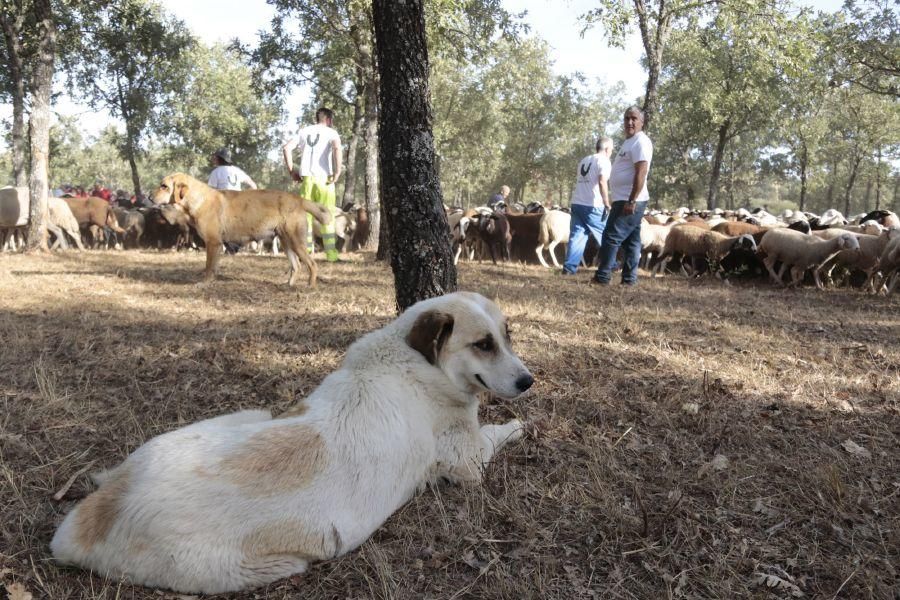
[817,209,847,227]
[640,223,670,268]
[447,211,472,265]
[817,228,900,292]
[651,225,756,279]
[817,220,884,236]
[876,236,900,295]
[759,228,860,289]
[48,197,85,250]
[535,209,570,268]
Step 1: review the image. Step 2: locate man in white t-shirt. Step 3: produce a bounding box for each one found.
[281,107,343,262]
[562,136,613,274]
[208,147,257,191]
[592,106,653,286]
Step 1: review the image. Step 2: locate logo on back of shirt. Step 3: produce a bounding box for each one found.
[580,162,590,177]
[306,133,321,173]
[228,174,238,188]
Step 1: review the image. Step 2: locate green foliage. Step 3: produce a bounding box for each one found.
[160,43,283,179]
[64,0,195,191]
[47,119,169,191]
[826,0,899,97]
[432,38,626,207]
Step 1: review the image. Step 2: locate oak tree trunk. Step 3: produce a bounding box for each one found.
[362,71,381,252]
[372,0,456,310]
[798,143,808,212]
[24,0,54,253]
[844,153,861,216]
[707,121,730,210]
[341,90,364,208]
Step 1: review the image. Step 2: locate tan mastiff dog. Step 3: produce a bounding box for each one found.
[153,173,330,286]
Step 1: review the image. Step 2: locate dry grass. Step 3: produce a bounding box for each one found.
[0,249,898,599]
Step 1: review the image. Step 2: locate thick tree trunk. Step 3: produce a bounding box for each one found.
[124,126,142,198]
[707,122,730,210]
[376,201,389,261]
[642,48,661,131]
[0,12,28,186]
[372,0,455,310]
[798,143,808,212]
[362,72,381,252]
[24,0,55,253]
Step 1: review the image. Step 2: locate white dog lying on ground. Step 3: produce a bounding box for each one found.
[51,292,534,594]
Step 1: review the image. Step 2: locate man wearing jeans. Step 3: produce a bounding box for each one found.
[562,137,613,274]
[593,106,653,286]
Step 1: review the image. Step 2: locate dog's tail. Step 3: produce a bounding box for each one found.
[301,197,332,225]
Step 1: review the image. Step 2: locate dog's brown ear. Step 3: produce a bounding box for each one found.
[176,179,188,202]
[407,310,454,365]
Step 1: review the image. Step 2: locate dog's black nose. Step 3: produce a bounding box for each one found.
[515,373,534,392]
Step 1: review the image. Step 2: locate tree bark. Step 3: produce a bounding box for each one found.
[362,70,381,252]
[843,153,861,216]
[24,0,55,253]
[632,0,671,131]
[875,147,882,211]
[372,0,456,310]
[341,90,364,208]
[798,142,808,212]
[0,12,28,187]
[707,121,730,210]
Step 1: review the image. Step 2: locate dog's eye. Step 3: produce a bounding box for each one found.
[472,337,495,352]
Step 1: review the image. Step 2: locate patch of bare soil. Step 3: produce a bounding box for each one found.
[1,250,898,599]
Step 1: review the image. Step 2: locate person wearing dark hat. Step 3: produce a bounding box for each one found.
[208,147,257,191]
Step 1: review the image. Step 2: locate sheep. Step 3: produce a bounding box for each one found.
[758,228,860,289]
[816,227,900,291]
[639,223,670,268]
[712,221,764,237]
[535,209,570,268]
[875,236,900,295]
[473,210,511,264]
[682,216,710,230]
[651,225,757,279]
[817,208,847,227]
[47,197,86,250]
[447,211,472,265]
[813,221,883,239]
[859,210,899,228]
[644,211,670,225]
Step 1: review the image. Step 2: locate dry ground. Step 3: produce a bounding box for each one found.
[0,249,898,600]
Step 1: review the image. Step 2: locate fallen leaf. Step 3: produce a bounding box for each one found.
[752,573,804,597]
[4,582,33,600]
[841,439,871,459]
[699,454,730,476]
[681,402,699,415]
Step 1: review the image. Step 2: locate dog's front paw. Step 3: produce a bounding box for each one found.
[501,419,525,444]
